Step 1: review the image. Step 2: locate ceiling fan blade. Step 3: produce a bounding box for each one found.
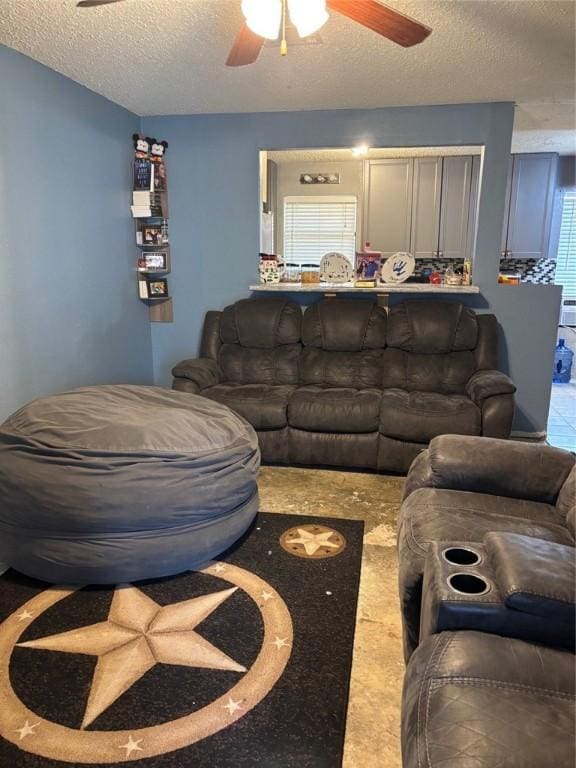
[77,0,127,7]
[326,0,431,47]
[226,23,265,67]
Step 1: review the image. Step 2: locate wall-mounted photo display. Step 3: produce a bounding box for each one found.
[137,226,164,246]
[139,278,169,299]
[138,251,168,272]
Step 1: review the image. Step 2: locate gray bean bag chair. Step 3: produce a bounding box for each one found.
[0,385,260,583]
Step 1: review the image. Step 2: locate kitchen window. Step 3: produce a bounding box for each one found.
[283,195,357,269]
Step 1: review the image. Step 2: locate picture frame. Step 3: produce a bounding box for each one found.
[138,251,168,272]
[137,226,163,246]
[143,278,169,299]
[355,251,380,281]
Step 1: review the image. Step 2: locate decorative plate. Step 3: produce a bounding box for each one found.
[379,252,415,284]
[319,252,354,283]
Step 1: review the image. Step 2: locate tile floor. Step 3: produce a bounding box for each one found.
[547,382,576,451]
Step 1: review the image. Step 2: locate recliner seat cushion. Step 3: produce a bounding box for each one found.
[288,386,381,433]
[203,383,295,429]
[400,488,574,556]
[380,389,481,443]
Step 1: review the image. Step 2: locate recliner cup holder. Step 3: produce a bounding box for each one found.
[442,546,481,566]
[447,572,491,596]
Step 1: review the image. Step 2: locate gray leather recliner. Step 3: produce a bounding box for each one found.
[398,434,575,658]
[172,297,516,473]
[399,435,576,768]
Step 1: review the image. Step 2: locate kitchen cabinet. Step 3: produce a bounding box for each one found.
[410,157,442,258]
[365,155,476,260]
[364,159,413,258]
[501,153,558,259]
[466,155,482,261]
[438,156,473,259]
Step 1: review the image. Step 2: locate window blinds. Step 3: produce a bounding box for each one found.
[556,189,576,301]
[283,195,357,268]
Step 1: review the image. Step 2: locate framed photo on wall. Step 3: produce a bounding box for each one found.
[137,226,163,246]
[145,278,169,298]
[138,251,168,272]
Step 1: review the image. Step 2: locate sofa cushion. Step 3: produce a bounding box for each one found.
[221,297,302,349]
[219,344,300,385]
[381,348,476,394]
[288,386,381,433]
[388,300,478,353]
[402,631,576,768]
[300,347,384,389]
[202,384,295,429]
[302,299,387,351]
[380,389,481,442]
[400,488,574,559]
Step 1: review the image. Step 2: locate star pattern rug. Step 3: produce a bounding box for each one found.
[0,512,363,767]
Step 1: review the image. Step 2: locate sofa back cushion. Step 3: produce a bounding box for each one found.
[221,298,302,348]
[301,300,386,388]
[219,298,302,385]
[383,301,479,394]
[387,301,478,353]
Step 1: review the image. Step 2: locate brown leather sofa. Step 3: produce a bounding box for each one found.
[172,297,516,473]
[399,435,576,768]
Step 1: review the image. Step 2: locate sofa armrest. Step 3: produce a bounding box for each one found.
[414,434,575,504]
[402,450,433,500]
[171,358,220,391]
[466,370,516,404]
[486,532,575,625]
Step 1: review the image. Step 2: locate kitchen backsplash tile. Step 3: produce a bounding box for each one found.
[499,258,556,284]
[410,257,556,284]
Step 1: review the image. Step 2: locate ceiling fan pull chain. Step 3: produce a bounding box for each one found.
[281,0,288,56]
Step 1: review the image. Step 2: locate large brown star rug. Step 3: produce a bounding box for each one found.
[0,512,364,767]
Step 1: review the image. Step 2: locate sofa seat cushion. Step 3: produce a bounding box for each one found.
[202,384,295,430]
[380,388,481,443]
[400,487,573,559]
[288,386,381,433]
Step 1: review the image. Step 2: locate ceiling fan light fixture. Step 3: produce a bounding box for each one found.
[288,0,329,38]
[241,0,282,40]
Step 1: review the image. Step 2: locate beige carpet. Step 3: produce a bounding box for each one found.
[258,466,406,768]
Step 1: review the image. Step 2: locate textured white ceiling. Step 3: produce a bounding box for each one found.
[0,0,574,154]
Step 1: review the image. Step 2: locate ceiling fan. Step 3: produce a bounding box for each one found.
[77,0,432,67]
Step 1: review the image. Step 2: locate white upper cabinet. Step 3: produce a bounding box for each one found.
[438,156,473,260]
[410,157,442,258]
[466,155,482,261]
[364,159,413,258]
[501,153,558,259]
[363,152,558,263]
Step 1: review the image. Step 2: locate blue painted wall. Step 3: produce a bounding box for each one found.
[143,104,561,434]
[0,45,153,420]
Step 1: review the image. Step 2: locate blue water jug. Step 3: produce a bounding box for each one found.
[553,339,573,383]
